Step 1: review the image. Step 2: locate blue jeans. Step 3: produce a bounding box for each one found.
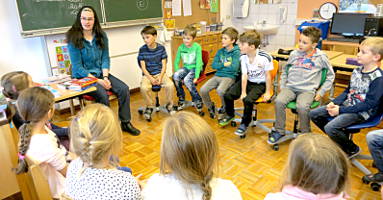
[309,106,365,154]
[173,68,202,102]
[367,129,383,172]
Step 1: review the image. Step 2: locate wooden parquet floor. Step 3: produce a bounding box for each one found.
[54,75,381,200]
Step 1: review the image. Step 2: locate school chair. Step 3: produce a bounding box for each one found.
[345,112,383,191]
[268,64,328,151]
[25,158,54,200]
[230,60,279,139]
[176,50,209,116]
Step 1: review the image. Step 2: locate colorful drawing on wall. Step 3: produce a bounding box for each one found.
[55,45,71,75]
[340,0,377,13]
[164,18,176,29]
[257,0,268,4]
[200,0,211,9]
[210,0,218,13]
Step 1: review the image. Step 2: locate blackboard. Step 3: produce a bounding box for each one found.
[16,0,163,37]
[104,0,163,22]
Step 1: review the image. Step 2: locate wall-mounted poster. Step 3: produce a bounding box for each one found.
[340,0,378,13]
[200,0,210,9]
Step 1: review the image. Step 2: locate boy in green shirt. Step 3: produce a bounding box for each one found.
[173,25,203,112]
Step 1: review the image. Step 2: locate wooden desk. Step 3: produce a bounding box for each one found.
[330,54,359,72]
[49,84,97,115]
[322,40,359,55]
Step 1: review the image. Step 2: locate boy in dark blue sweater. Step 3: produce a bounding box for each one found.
[310,37,383,158]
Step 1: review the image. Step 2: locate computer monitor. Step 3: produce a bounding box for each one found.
[330,13,371,37]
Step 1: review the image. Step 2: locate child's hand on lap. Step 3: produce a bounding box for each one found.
[263,92,271,101]
[314,93,321,101]
[193,78,198,84]
[327,105,339,117]
[224,62,231,67]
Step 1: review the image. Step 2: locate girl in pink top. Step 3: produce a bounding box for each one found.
[265,134,350,200]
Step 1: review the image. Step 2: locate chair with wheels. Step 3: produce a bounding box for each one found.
[175,50,209,116]
[231,60,280,139]
[345,112,383,191]
[268,64,328,151]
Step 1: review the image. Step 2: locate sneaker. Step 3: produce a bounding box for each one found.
[347,146,361,159]
[234,124,248,136]
[144,107,153,120]
[218,114,234,126]
[208,104,216,119]
[121,122,140,136]
[363,172,383,183]
[217,106,225,114]
[268,130,284,143]
[195,101,203,110]
[165,103,177,115]
[178,100,186,110]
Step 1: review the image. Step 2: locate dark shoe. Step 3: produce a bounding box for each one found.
[235,123,248,136]
[363,172,383,183]
[218,114,234,126]
[347,146,361,159]
[268,130,284,143]
[144,107,153,121]
[208,104,216,119]
[195,101,203,111]
[121,122,141,136]
[218,106,225,114]
[178,100,186,110]
[165,103,177,115]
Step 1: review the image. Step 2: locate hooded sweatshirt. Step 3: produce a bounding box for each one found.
[212,44,241,79]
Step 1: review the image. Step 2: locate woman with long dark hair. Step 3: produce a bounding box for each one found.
[66,6,140,136]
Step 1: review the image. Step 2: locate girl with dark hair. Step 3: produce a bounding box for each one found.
[66,6,140,136]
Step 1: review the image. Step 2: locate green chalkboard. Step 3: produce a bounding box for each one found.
[16,0,102,35]
[104,0,162,23]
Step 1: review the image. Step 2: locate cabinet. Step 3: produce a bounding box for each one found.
[171,32,222,74]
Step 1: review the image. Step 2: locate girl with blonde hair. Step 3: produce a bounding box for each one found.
[265,134,349,200]
[15,87,69,199]
[65,103,141,200]
[142,111,242,200]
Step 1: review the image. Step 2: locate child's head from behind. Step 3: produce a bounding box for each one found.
[70,103,122,168]
[183,25,197,47]
[1,71,32,100]
[284,134,349,194]
[299,27,321,53]
[141,25,157,47]
[358,37,383,65]
[160,111,218,200]
[238,30,261,54]
[15,87,55,174]
[222,27,239,48]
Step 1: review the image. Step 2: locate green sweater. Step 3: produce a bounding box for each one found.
[174,42,203,79]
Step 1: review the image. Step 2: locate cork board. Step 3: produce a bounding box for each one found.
[163,0,220,29]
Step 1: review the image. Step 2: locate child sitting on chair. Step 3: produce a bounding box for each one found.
[265,134,349,200]
[218,30,273,136]
[173,25,204,113]
[138,25,176,120]
[65,104,141,199]
[200,27,241,119]
[142,111,242,200]
[15,87,71,199]
[269,26,335,143]
[310,37,383,158]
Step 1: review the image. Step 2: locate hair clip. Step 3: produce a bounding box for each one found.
[18,153,25,160]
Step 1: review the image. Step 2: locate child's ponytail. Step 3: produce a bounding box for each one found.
[15,122,33,174]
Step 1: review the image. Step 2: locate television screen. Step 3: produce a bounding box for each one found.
[330,13,371,36]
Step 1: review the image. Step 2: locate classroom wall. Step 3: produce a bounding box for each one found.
[0,0,173,89]
[297,0,339,19]
[0,0,50,81]
[220,0,298,52]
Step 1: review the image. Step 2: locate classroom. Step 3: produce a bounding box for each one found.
[1,0,383,199]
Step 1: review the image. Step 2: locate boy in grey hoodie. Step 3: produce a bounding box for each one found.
[200,27,241,118]
[269,27,335,143]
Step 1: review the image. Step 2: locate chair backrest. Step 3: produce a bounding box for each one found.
[25,158,53,200]
[201,50,209,74]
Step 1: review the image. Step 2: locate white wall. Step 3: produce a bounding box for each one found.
[220,0,298,52]
[0,1,50,81]
[0,0,173,89]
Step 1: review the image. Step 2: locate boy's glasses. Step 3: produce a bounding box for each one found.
[80,17,94,21]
